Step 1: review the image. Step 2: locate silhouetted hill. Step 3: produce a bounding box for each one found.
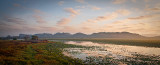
[72,33,88,38]
[33,32,145,39]
[35,33,53,38]
[6,32,153,39]
[53,33,72,38]
[88,32,144,38]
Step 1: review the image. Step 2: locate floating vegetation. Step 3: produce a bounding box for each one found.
[57,40,160,65]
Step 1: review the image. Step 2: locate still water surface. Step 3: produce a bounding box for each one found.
[52,40,160,64]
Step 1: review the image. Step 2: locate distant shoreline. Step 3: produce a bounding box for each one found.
[47,38,160,48]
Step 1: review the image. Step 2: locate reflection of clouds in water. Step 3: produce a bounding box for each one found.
[65,41,160,55]
[63,41,160,64]
[64,48,126,60]
[66,41,108,47]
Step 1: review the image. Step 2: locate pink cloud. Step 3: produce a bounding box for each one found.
[128,15,154,20]
[57,8,79,26]
[146,7,160,11]
[33,9,47,23]
[57,18,71,26]
[65,8,79,15]
[116,9,131,16]
[84,9,130,23]
[33,9,45,14]
[33,15,46,23]
[94,12,118,22]
[83,12,118,23]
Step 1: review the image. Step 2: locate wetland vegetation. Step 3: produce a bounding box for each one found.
[0,40,84,65]
[0,38,160,65]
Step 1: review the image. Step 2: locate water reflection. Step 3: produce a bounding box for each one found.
[55,40,160,64]
[65,41,160,56]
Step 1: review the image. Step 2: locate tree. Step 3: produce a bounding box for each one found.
[32,35,38,40]
[13,37,17,40]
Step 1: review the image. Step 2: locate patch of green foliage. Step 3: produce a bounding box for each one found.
[13,38,17,40]
[0,40,84,65]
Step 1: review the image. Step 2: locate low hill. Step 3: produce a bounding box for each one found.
[33,32,145,39]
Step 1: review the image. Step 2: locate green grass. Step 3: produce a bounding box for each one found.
[0,40,84,65]
[51,38,160,48]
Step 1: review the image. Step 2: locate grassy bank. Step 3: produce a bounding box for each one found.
[0,40,84,65]
[50,38,160,48]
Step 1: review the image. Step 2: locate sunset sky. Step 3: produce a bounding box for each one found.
[0,0,160,37]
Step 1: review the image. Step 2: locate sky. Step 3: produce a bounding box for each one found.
[0,0,160,37]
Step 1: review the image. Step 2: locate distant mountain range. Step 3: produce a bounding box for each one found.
[18,32,147,39]
[1,32,159,39]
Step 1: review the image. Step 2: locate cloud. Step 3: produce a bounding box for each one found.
[86,19,97,23]
[75,0,85,3]
[86,12,118,23]
[112,19,130,24]
[79,9,131,33]
[0,16,41,36]
[83,9,130,23]
[82,26,91,30]
[37,26,59,33]
[128,15,155,20]
[57,18,71,26]
[61,26,77,32]
[105,14,160,34]
[3,16,26,25]
[13,3,28,10]
[76,6,86,9]
[33,9,45,14]
[91,6,101,10]
[33,15,46,23]
[33,9,47,23]
[0,23,60,36]
[65,8,79,15]
[58,1,64,5]
[116,9,131,16]
[100,15,160,36]
[146,7,160,11]
[96,13,118,21]
[57,8,80,26]
[79,12,119,33]
[113,0,127,4]
[0,22,8,26]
